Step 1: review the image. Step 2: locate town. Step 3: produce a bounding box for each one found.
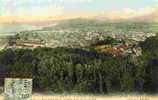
[4,30,155,57]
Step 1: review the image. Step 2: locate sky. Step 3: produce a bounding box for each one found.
[0,0,157,16]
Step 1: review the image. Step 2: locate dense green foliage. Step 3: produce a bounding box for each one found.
[139,36,158,92]
[0,36,158,94]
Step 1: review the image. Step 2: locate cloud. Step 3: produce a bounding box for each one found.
[0,0,93,4]
[17,7,64,16]
[0,0,94,16]
[0,5,64,16]
[0,0,66,16]
[59,0,93,3]
[153,0,158,4]
[0,0,157,17]
[103,6,155,15]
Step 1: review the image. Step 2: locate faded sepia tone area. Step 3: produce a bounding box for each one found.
[0,0,158,100]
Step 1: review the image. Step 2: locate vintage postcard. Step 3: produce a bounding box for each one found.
[0,0,158,100]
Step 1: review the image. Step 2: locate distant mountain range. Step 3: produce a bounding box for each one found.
[0,6,157,25]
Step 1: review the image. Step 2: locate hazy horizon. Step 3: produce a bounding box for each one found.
[0,0,158,24]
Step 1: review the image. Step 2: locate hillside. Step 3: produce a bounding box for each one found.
[0,19,158,94]
[0,20,156,50]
